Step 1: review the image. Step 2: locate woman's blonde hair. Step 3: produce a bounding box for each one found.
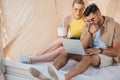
[72,0,85,7]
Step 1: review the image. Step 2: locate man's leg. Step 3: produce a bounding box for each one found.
[29,49,68,80]
[69,54,82,62]
[65,55,100,80]
[47,51,69,80]
[53,50,69,70]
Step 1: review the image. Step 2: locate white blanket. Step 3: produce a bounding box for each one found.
[34,59,120,80]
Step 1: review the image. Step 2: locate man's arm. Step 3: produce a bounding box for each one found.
[85,42,120,57]
[104,23,120,57]
[81,32,91,49]
[80,24,97,49]
[102,42,120,57]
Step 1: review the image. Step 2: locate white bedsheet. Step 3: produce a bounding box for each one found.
[72,64,120,80]
[34,59,120,80]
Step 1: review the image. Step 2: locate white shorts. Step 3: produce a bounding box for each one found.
[98,54,114,68]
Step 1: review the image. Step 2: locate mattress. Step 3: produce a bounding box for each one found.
[34,59,120,80]
[4,60,120,80]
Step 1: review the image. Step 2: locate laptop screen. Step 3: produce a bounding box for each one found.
[61,39,85,55]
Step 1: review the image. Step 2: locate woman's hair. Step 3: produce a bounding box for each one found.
[72,0,85,7]
[84,3,100,16]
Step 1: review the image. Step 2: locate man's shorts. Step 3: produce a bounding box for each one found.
[98,54,115,68]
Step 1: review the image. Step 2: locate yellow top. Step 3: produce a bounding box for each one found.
[69,16,85,38]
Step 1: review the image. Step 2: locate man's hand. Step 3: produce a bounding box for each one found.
[88,23,99,34]
[85,48,100,55]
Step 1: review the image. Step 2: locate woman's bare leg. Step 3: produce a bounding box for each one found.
[19,38,64,63]
[38,38,62,55]
[31,46,64,63]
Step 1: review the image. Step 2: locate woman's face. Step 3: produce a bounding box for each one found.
[72,3,84,20]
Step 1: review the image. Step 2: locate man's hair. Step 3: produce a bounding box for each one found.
[83,3,100,16]
[72,0,85,7]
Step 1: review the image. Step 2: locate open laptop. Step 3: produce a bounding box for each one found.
[61,39,86,55]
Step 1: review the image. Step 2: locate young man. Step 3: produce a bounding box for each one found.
[29,3,120,80]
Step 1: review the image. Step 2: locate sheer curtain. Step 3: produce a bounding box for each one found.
[0,0,120,60]
[1,0,60,60]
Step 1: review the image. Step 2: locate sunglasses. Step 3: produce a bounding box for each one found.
[73,8,84,13]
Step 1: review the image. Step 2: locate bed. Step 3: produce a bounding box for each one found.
[1,1,120,80]
[4,59,120,80]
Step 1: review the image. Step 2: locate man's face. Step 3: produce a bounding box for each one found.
[72,3,84,20]
[84,12,101,26]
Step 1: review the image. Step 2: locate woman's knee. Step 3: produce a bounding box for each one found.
[58,46,65,51]
[55,46,65,53]
[55,38,63,46]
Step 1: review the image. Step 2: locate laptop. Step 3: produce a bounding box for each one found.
[61,39,86,55]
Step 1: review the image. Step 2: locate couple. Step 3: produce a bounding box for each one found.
[19,2,120,80]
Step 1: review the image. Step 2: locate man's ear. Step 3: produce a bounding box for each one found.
[97,11,101,16]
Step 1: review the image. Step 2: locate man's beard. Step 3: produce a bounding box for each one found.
[97,20,101,26]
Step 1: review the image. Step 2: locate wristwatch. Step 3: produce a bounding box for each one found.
[99,48,104,54]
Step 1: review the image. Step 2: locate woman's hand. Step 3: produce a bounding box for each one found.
[67,30,72,38]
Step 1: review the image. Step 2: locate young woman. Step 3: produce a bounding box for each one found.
[19,0,85,64]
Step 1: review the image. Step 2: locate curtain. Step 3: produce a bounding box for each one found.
[0,0,120,60]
